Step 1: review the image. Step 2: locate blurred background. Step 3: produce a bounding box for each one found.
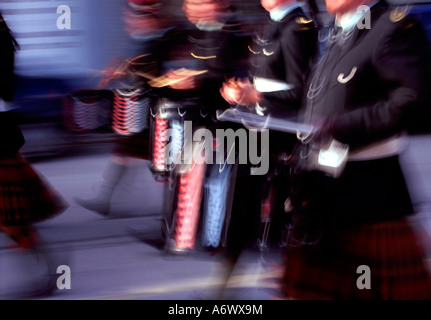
[0,0,430,301]
[3,0,430,158]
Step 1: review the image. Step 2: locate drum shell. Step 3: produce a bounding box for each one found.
[112,87,151,136]
[62,90,112,132]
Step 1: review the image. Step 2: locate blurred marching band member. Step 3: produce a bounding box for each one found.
[216,0,318,299]
[151,0,251,253]
[0,12,68,298]
[76,0,251,259]
[281,0,431,299]
[157,0,248,117]
[75,0,170,217]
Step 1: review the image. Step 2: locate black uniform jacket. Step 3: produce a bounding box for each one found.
[306,1,431,149]
[247,7,318,156]
[297,1,431,227]
[152,15,250,116]
[0,14,15,103]
[0,14,24,159]
[249,7,318,116]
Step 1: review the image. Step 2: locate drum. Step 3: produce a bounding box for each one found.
[171,158,206,252]
[201,162,234,249]
[62,90,112,132]
[112,87,151,136]
[149,98,183,176]
[154,98,214,253]
[161,140,208,254]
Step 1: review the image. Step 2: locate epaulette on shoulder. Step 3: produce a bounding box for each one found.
[296,16,314,25]
[385,5,421,32]
[389,5,411,23]
[295,16,315,31]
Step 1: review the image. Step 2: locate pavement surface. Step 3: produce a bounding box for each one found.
[0,124,431,302]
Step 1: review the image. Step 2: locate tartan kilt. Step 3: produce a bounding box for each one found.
[0,153,68,226]
[281,215,431,300]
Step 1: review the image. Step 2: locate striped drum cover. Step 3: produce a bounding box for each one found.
[201,162,234,248]
[112,87,150,136]
[172,160,206,251]
[63,90,111,132]
[151,113,169,172]
[149,98,184,175]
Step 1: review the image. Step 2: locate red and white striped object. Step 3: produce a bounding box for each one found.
[112,88,149,135]
[173,161,206,250]
[152,114,169,171]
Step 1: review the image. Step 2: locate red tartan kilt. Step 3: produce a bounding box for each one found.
[282,216,431,300]
[0,153,68,226]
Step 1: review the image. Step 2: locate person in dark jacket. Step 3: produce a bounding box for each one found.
[74,0,170,216]
[215,0,319,299]
[151,0,251,254]
[0,12,68,298]
[281,0,431,299]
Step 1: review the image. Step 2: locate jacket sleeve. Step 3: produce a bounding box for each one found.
[261,21,318,113]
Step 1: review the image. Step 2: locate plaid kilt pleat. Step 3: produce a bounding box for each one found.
[282,216,431,300]
[0,153,68,226]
